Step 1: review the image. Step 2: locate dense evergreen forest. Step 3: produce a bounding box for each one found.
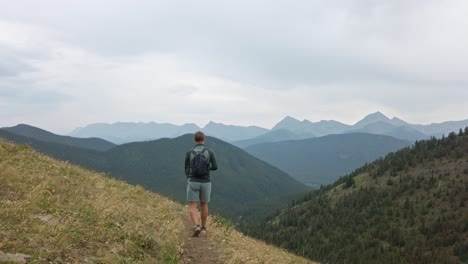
[246,128,468,264]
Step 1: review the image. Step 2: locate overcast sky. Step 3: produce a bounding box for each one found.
[1,0,467,134]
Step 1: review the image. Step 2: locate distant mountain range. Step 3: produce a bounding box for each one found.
[202,121,269,142]
[1,123,413,187]
[268,112,467,145]
[0,125,309,223]
[69,122,200,144]
[272,116,350,136]
[245,133,410,185]
[67,112,468,144]
[233,128,306,148]
[69,121,268,144]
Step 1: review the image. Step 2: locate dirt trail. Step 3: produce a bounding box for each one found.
[178,211,223,264]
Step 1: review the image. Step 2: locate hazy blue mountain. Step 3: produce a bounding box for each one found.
[66,112,468,145]
[270,113,415,141]
[272,116,349,137]
[349,112,468,138]
[352,111,408,129]
[201,121,269,141]
[2,124,115,151]
[271,112,467,143]
[1,128,309,223]
[351,112,468,139]
[272,116,305,130]
[346,121,429,141]
[69,122,200,144]
[232,128,303,148]
[385,125,429,141]
[245,133,410,186]
[411,119,468,137]
[310,120,352,136]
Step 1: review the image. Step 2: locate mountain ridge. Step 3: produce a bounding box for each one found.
[64,112,468,144]
[3,124,115,151]
[202,121,269,141]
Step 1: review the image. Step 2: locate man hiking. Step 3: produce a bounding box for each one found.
[185,131,218,237]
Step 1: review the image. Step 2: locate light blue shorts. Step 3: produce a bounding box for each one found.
[187,181,211,202]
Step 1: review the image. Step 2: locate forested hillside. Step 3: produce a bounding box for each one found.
[2,124,115,151]
[246,133,409,185]
[246,128,468,264]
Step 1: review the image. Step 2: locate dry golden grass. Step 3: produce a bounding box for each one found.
[0,141,183,263]
[0,140,318,263]
[207,216,317,264]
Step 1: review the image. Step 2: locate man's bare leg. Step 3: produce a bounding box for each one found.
[189,201,199,226]
[200,202,208,228]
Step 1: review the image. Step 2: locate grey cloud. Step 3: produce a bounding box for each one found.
[0,52,37,77]
[0,85,71,105]
[1,0,467,131]
[1,1,466,87]
[168,85,199,95]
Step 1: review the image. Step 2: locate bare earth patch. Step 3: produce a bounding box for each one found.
[0,251,31,263]
[30,214,58,226]
[179,211,223,264]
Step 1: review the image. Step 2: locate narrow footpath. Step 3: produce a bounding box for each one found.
[178,211,223,264]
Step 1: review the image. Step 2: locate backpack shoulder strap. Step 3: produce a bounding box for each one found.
[193,146,206,153]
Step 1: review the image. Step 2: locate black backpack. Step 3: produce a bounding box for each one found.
[190,147,209,177]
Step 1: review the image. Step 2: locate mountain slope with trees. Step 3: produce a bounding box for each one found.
[246,133,410,185]
[101,134,309,222]
[246,128,468,264]
[346,121,429,141]
[0,127,309,223]
[2,124,115,151]
[0,129,107,167]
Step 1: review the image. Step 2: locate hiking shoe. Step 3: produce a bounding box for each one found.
[201,227,207,236]
[192,225,201,237]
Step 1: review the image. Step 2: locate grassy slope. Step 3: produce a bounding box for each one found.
[0,141,182,263]
[0,140,314,264]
